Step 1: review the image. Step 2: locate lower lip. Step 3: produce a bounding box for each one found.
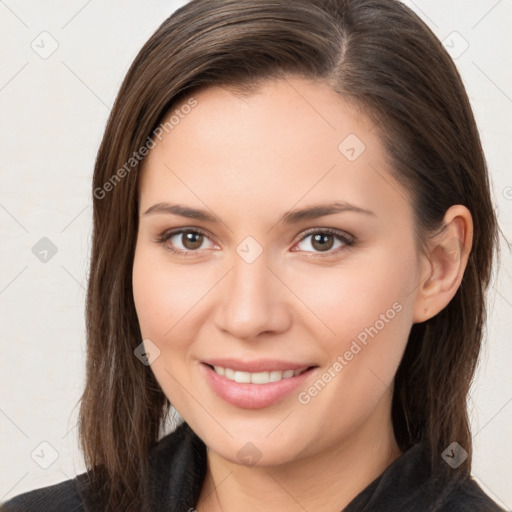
[201,363,316,409]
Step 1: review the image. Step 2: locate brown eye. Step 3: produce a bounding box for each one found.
[180,230,204,250]
[156,228,216,255]
[293,228,355,256]
[311,233,335,252]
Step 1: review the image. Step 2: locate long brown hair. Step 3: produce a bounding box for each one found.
[79,0,500,510]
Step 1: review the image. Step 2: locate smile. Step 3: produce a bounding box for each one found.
[211,365,309,384]
[201,360,318,409]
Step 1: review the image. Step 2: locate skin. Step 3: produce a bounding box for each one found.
[132,76,473,512]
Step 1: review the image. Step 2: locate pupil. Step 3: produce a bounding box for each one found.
[312,233,333,251]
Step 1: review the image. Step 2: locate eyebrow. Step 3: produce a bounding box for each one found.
[143,201,375,224]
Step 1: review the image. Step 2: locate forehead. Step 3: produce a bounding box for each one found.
[138,77,411,227]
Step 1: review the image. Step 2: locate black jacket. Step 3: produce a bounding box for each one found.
[1,422,506,512]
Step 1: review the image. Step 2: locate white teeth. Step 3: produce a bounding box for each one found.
[212,365,307,384]
[269,370,282,382]
[234,371,251,383]
[251,371,269,384]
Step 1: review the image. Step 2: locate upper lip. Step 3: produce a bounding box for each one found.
[202,358,316,373]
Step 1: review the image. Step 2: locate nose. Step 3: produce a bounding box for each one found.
[213,250,292,340]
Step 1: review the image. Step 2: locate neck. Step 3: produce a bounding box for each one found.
[196,393,402,512]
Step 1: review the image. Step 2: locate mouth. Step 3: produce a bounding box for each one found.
[206,364,311,384]
[200,359,318,409]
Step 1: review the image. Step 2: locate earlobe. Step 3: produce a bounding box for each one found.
[412,205,473,324]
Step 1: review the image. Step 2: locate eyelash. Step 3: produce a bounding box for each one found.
[155,227,356,258]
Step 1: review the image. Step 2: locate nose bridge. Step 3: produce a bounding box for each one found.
[214,244,289,338]
[232,249,270,301]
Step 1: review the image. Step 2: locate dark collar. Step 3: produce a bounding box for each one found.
[146,421,207,511]
[146,422,504,512]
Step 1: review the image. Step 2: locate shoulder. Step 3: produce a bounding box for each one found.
[0,422,205,512]
[0,473,88,512]
[436,476,507,512]
[347,440,508,512]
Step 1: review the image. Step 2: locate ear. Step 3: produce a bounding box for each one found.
[412,205,473,323]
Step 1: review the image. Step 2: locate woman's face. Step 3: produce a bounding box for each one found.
[133,77,426,466]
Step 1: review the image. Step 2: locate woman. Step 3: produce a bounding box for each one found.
[2,0,506,511]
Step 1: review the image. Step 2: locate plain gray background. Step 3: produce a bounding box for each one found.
[1,0,511,507]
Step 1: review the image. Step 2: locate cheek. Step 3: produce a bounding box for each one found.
[289,245,416,394]
[132,244,212,341]
[132,244,204,410]
[293,268,412,442]
[291,253,414,342]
